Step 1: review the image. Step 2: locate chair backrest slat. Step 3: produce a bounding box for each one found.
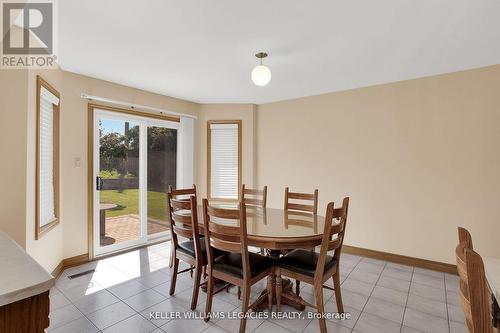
[330,222,345,235]
[207,205,240,220]
[210,237,242,252]
[171,210,192,225]
[314,197,349,280]
[203,199,252,280]
[207,220,241,237]
[287,203,315,213]
[243,198,264,206]
[284,187,318,215]
[169,187,197,196]
[243,188,263,195]
[241,184,267,208]
[168,185,197,201]
[168,185,197,202]
[327,237,342,251]
[455,227,493,333]
[171,199,191,210]
[172,223,194,239]
[287,192,315,200]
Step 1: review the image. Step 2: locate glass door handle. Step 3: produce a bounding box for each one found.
[96,176,104,190]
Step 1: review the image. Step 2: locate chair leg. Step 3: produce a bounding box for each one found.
[169,257,179,296]
[239,286,251,333]
[168,245,174,268]
[315,286,327,333]
[276,268,282,312]
[295,280,300,296]
[190,265,194,278]
[238,287,241,299]
[204,269,214,322]
[190,265,203,310]
[333,273,344,313]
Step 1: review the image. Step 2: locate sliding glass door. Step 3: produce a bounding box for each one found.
[93,109,178,256]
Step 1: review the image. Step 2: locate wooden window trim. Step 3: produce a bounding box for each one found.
[207,120,242,201]
[87,103,180,123]
[36,75,60,239]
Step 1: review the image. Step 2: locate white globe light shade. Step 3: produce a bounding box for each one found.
[251,65,271,86]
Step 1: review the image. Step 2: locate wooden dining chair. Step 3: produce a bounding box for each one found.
[455,227,494,333]
[276,197,349,333]
[167,192,210,310]
[284,187,319,294]
[203,199,274,333]
[168,185,197,268]
[284,187,318,215]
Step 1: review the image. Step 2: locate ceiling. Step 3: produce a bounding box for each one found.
[58,0,500,104]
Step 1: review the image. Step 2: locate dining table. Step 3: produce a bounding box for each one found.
[483,257,500,329]
[195,203,329,311]
[99,203,117,236]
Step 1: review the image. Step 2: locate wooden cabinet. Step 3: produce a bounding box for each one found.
[0,231,54,333]
[0,291,50,333]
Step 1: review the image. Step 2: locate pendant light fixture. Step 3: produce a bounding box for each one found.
[251,52,271,86]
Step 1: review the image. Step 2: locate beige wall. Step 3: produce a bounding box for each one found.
[0,70,28,247]
[256,65,500,264]
[196,104,257,200]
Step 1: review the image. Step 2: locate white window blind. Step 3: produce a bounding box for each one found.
[178,116,195,188]
[210,123,239,199]
[39,86,59,227]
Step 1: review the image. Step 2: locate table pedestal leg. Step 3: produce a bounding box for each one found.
[251,249,306,312]
[251,276,305,311]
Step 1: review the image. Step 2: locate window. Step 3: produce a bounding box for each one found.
[207,120,241,200]
[36,75,60,239]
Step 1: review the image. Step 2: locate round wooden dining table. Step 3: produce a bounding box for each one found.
[196,204,327,311]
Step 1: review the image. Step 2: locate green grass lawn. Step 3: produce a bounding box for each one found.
[100,189,167,221]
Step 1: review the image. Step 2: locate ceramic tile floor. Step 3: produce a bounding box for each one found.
[47,242,467,333]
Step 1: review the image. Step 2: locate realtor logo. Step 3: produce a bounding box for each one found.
[1,0,57,69]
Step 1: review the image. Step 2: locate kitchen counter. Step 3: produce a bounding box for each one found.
[0,230,54,307]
